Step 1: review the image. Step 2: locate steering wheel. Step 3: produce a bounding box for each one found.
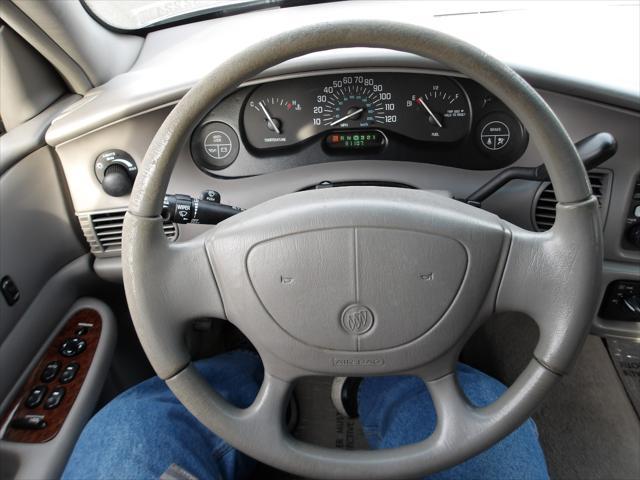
[122,21,602,479]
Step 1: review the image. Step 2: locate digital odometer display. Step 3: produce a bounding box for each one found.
[242,72,471,150]
[325,130,386,150]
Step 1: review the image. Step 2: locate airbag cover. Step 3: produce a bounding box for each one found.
[247,227,467,351]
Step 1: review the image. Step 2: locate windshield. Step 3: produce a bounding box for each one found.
[84,0,283,31]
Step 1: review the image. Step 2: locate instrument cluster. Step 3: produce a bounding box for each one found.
[190,71,529,177]
[243,73,471,148]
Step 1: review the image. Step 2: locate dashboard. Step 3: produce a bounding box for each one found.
[43,1,640,340]
[191,71,528,177]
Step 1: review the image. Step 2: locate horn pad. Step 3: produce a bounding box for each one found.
[208,187,506,373]
[247,227,467,351]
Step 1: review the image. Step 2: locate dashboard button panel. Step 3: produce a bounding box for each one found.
[476,112,527,160]
[191,122,240,170]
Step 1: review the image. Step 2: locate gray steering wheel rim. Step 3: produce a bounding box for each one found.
[122,20,602,479]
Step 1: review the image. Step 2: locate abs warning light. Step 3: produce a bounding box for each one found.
[325,130,386,150]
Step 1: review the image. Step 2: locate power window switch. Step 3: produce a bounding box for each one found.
[24,386,47,408]
[44,387,65,410]
[60,363,79,384]
[40,361,61,383]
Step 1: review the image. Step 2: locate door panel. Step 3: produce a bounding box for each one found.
[0,147,85,342]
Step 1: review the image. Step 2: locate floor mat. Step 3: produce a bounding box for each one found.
[533,336,640,480]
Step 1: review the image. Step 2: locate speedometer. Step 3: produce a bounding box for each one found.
[313,75,396,129]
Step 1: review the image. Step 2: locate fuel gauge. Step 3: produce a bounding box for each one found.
[402,77,471,142]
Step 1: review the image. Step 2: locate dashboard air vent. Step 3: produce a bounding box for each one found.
[533,170,612,231]
[78,209,178,258]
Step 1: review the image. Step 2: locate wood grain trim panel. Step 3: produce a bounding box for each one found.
[1,308,102,443]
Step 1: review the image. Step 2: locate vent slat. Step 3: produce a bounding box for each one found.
[79,209,178,257]
[534,172,609,231]
[535,206,557,213]
[94,225,122,235]
[96,234,122,242]
[101,241,123,248]
[92,216,126,223]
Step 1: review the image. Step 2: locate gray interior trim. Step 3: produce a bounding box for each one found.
[11,0,143,88]
[92,256,125,283]
[44,58,640,149]
[43,1,640,146]
[535,335,640,480]
[0,147,86,342]
[0,297,117,480]
[0,95,80,175]
[0,0,92,94]
[0,25,66,131]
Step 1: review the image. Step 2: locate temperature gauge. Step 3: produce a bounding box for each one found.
[243,96,303,149]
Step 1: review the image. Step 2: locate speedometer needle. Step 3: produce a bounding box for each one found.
[329,107,364,126]
[258,101,281,134]
[417,97,443,128]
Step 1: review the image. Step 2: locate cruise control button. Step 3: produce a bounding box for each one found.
[60,337,86,357]
[25,385,47,408]
[44,387,65,409]
[60,363,79,384]
[40,361,61,383]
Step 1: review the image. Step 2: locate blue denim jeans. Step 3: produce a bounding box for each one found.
[63,351,548,480]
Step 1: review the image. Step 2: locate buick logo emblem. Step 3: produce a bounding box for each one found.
[341,305,374,335]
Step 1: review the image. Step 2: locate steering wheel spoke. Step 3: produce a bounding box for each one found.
[421,358,560,460]
[423,371,475,442]
[496,197,602,374]
[247,372,293,426]
[123,213,225,378]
